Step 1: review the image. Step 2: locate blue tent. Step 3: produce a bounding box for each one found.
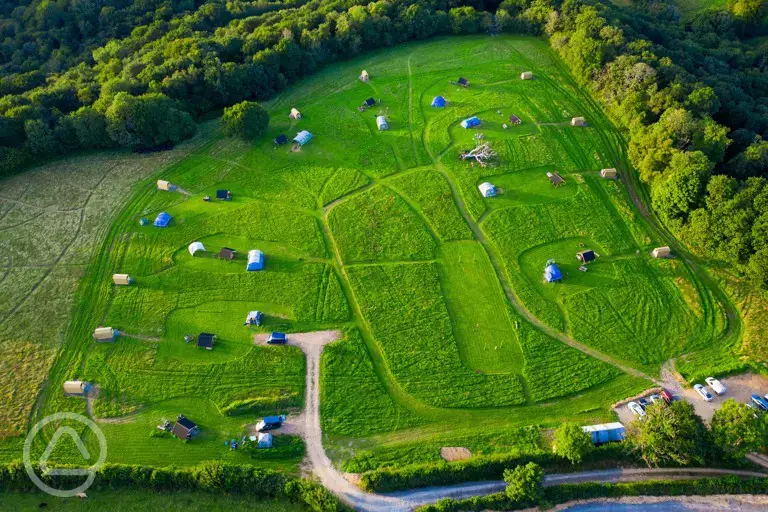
[461,116,480,129]
[247,249,264,271]
[293,130,312,146]
[544,263,563,282]
[153,212,171,228]
[431,96,446,108]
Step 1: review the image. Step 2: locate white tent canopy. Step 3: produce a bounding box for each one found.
[188,241,206,256]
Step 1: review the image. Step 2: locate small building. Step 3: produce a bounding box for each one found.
[63,380,89,396]
[257,432,273,448]
[93,327,117,341]
[197,332,215,350]
[376,116,388,131]
[547,172,565,187]
[157,180,175,191]
[153,212,172,228]
[600,168,617,179]
[582,422,625,445]
[274,134,287,145]
[360,70,369,82]
[571,117,586,127]
[457,77,469,87]
[478,182,497,198]
[172,415,198,440]
[652,246,671,258]
[216,189,231,200]
[521,71,533,80]
[289,108,301,120]
[245,310,262,326]
[256,415,286,431]
[293,130,312,147]
[247,249,264,271]
[460,116,481,129]
[509,114,521,125]
[431,96,446,108]
[577,250,596,263]
[112,273,133,286]
[544,262,563,283]
[363,97,375,108]
[188,241,205,257]
[218,247,236,261]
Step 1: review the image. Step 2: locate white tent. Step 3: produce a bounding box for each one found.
[478,182,497,198]
[289,108,301,120]
[571,117,586,126]
[376,116,388,131]
[257,432,273,448]
[360,70,369,82]
[112,273,132,285]
[157,180,173,191]
[521,71,533,80]
[63,380,88,395]
[93,327,116,341]
[188,242,205,256]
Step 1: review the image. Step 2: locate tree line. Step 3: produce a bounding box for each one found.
[0,0,766,287]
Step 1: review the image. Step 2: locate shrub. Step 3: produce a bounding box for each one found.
[553,423,593,464]
[503,462,543,504]
[222,101,270,140]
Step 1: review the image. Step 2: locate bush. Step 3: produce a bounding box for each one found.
[222,101,270,140]
[504,462,543,504]
[553,423,593,464]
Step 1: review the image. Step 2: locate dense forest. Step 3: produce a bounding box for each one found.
[0,0,766,287]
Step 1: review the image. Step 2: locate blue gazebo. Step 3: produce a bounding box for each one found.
[153,212,171,228]
[247,249,264,271]
[431,96,446,108]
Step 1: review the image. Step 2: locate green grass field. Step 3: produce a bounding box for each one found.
[0,35,738,473]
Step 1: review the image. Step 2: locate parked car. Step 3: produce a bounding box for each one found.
[694,384,713,402]
[649,394,662,405]
[638,397,650,409]
[747,402,761,418]
[628,401,646,418]
[751,394,768,411]
[660,389,674,404]
[256,414,286,432]
[266,332,287,344]
[705,377,726,395]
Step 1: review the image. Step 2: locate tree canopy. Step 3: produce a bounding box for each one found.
[222,101,270,140]
[553,422,593,464]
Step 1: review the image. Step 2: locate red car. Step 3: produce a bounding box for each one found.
[660,389,674,404]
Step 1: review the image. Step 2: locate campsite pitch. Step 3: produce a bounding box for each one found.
[0,35,736,473]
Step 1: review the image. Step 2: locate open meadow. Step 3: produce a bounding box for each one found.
[0,35,738,473]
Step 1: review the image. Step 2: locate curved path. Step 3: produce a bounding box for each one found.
[282,330,765,512]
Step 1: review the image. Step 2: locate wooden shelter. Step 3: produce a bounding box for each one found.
[112,273,132,286]
[652,246,671,258]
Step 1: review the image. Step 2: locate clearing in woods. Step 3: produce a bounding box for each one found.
[0,36,736,472]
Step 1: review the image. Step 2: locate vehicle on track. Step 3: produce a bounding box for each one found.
[751,394,768,411]
[694,384,713,402]
[267,332,287,344]
[705,377,726,395]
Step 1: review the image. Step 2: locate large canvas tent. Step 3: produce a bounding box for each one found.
[571,117,586,126]
[63,380,89,395]
[360,70,369,82]
[289,108,301,120]
[93,327,118,341]
[247,249,264,271]
[652,246,670,258]
[544,262,563,282]
[376,116,388,130]
[153,212,171,227]
[431,96,446,107]
[157,180,175,191]
[521,71,533,80]
[461,116,480,129]
[197,333,215,350]
[577,250,596,263]
[478,182,497,198]
[245,310,262,326]
[188,242,205,256]
[293,130,312,146]
[457,77,469,87]
[257,432,273,448]
[600,168,617,179]
[112,273,133,285]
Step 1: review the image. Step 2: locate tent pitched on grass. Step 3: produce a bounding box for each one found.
[63,380,89,395]
[112,273,133,285]
[257,432,273,448]
[376,116,388,130]
[153,212,171,227]
[577,249,596,263]
[289,108,301,120]
[360,70,369,82]
[461,116,480,129]
[293,130,312,146]
[478,182,497,198]
[431,96,446,107]
[247,249,264,271]
[544,262,563,282]
[188,242,205,256]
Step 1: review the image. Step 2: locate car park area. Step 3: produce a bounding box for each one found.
[615,372,768,425]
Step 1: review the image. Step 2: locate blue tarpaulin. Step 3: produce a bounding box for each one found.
[247,249,264,271]
[431,96,446,107]
[461,116,480,129]
[544,263,563,282]
[153,212,171,228]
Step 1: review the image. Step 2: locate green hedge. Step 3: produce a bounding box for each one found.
[0,461,345,512]
[359,444,634,492]
[418,476,768,512]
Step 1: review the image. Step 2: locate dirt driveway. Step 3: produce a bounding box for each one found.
[615,369,768,424]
